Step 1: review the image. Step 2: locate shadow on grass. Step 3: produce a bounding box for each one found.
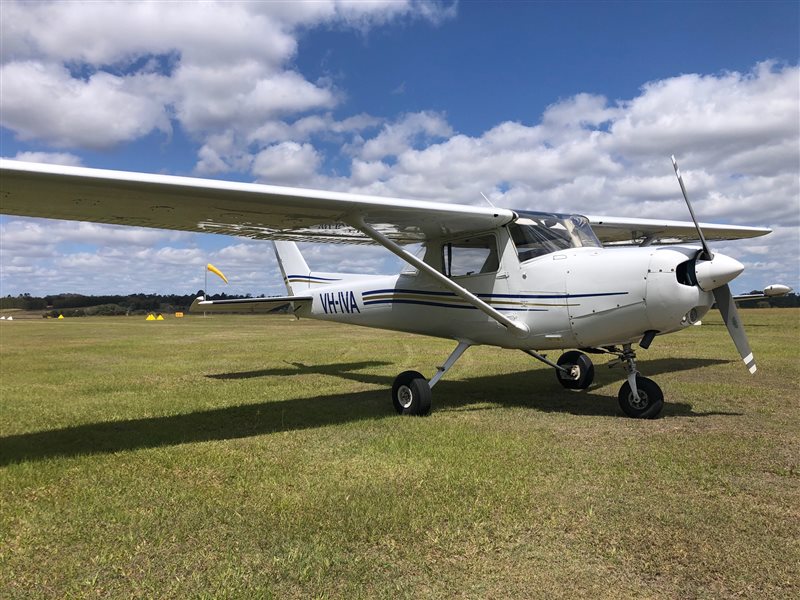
[207,360,394,386]
[208,357,733,385]
[1,358,740,465]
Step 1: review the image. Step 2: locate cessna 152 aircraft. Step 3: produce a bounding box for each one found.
[0,157,776,418]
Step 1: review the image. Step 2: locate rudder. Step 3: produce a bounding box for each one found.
[272,241,310,295]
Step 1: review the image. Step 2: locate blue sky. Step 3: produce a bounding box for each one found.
[294,1,798,133]
[1,0,798,297]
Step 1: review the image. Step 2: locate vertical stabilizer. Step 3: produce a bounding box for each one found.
[272,241,310,295]
[273,240,381,294]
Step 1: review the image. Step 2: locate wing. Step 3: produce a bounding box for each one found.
[585,215,771,246]
[0,160,515,244]
[189,295,311,314]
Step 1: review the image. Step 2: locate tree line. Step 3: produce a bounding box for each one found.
[0,291,269,316]
[736,292,798,308]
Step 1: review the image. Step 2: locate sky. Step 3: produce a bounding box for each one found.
[1,0,798,298]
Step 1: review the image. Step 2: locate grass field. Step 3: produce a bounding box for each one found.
[1,309,798,598]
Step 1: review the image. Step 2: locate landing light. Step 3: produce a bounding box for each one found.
[682,307,699,325]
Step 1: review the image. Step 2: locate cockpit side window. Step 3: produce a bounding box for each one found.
[566,215,602,248]
[509,221,571,262]
[509,215,601,263]
[442,234,499,277]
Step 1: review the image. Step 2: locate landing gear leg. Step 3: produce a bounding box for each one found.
[613,344,664,419]
[429,341,471,389]
[621,344,640,400]
[391,341,471,416]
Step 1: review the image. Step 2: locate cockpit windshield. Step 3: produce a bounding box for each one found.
[509,213,601,263]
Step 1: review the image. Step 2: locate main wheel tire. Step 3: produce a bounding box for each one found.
[555,351,595,390]
[618,376,664,419]
[391,370,432,416]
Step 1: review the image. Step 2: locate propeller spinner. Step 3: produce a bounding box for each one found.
[671,155,757,374]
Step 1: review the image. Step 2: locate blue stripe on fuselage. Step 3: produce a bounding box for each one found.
[361,288,628,300]
[361,298,547,311]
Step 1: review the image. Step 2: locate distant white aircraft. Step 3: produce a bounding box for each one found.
[0,157,776,418]
[732,284,793,303]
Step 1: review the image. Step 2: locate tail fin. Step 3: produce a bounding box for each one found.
[273,240,383,294]
[272,241,310,295]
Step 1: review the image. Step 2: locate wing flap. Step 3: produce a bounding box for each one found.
[586,215,771,245]
[0,160,515,244]
[189,295,311,314]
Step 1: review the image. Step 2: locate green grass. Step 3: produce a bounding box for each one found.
[1,309,798,598]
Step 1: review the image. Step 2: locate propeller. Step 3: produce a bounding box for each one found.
[671,155,757,374]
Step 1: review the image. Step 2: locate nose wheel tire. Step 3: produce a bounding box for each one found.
[555,351,595,390]
[618,376,664,419]
[392,370,432,416]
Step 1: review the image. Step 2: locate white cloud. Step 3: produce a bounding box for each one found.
[0,0,453,153]
[359,111,454,160]
[10,151,83,166]
[194,131,255,176]
[301,243,397,275]
[174,67,337,134]
[2,2,296,68]
[0,219,186,250]
[252,142,322,185]
[0,220,287,297]
[247,113,381,147]
[0,61,172,148]
[606,62,798,163]
[338,64,798,219]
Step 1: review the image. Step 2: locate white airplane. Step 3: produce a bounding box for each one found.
[731,284,793,303]
[0,157,774,418]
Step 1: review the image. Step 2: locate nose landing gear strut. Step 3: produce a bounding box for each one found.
[609,344,664,419]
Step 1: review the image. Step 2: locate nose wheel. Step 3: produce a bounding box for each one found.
[610,344,664,419]
[618,376,663,419]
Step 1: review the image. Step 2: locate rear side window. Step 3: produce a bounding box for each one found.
[443,234,499,277]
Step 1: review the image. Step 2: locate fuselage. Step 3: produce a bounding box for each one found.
[292,219,720,351]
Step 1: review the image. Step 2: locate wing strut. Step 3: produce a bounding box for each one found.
[348,216,529,338]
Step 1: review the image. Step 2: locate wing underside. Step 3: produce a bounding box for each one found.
[0,160,515,245]
[0,160,771,247]
[586,215,771,245]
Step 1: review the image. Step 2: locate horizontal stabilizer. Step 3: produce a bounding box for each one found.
[189,295,311,314]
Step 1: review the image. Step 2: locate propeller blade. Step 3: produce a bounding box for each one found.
[713,284,757,374]
[671,155,713,261]
[670,156,754,374]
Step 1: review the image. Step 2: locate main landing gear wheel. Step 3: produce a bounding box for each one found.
[555,351,594,390]
[392,370,432,416]
[618,376,664,419]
